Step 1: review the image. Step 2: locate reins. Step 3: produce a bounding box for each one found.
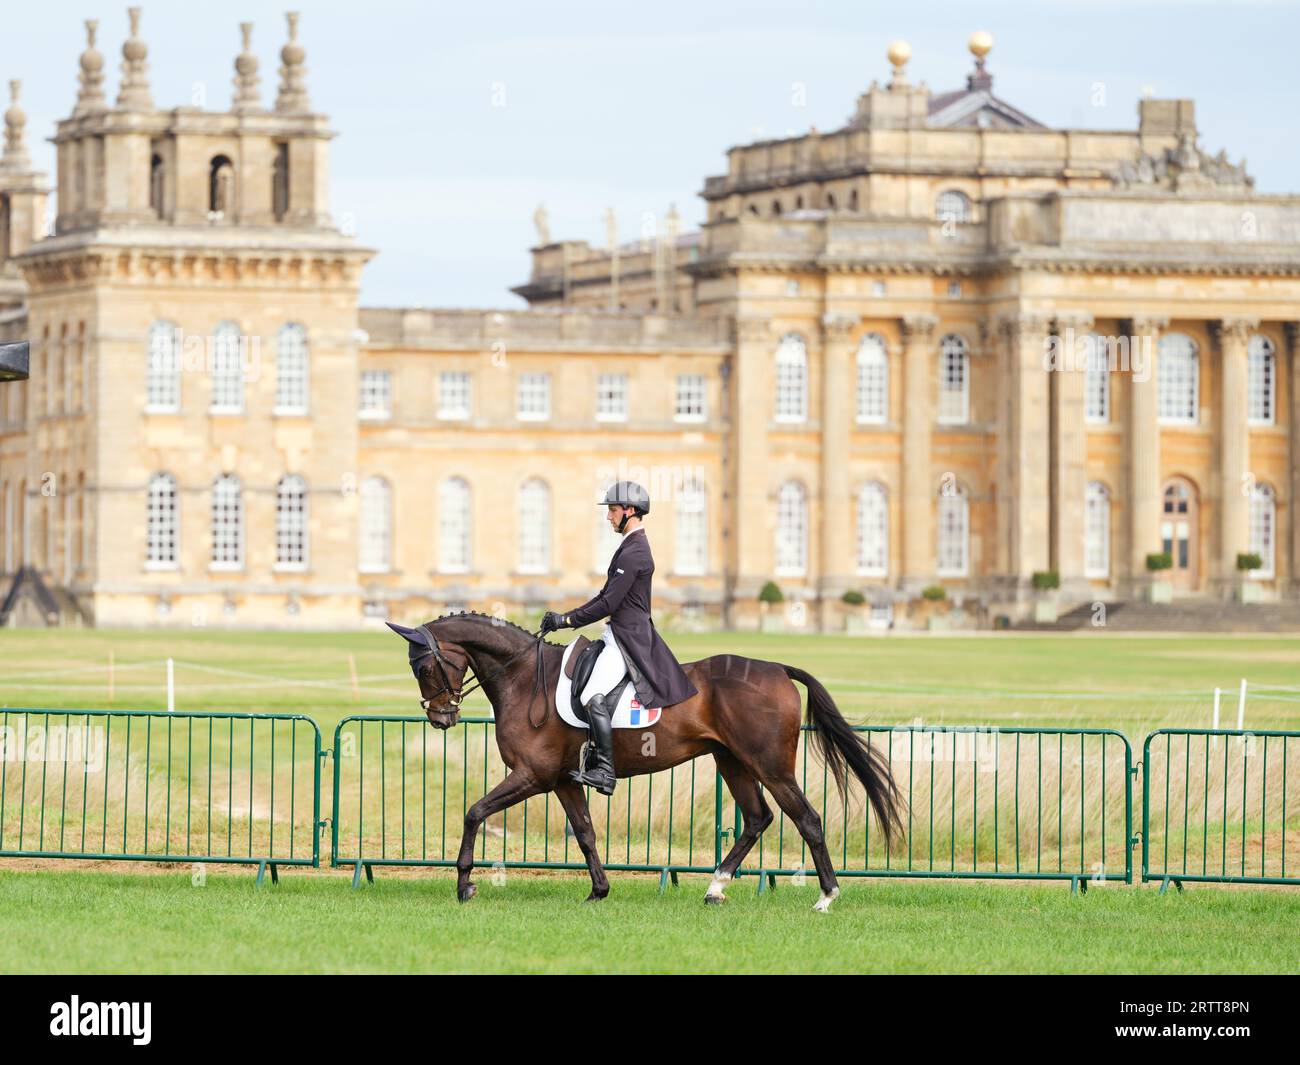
[414,623,552,729]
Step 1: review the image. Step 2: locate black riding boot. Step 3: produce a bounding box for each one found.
[570,693,617,796]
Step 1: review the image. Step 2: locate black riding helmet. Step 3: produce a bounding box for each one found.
[601,481,650,533]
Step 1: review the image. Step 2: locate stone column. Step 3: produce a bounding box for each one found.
[819,313,856,629]
[1051,313,1093,595]
[1125,316,1167,589]
[1288,323,1300,599]
[1000,312,1054,586]
[900,314,937,591]
[731,316,773,615]
[1213,317,1256,596]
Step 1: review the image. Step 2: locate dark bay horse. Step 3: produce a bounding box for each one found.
[388,612,904,912]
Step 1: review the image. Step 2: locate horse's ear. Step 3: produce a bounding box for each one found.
[385,621,427,646]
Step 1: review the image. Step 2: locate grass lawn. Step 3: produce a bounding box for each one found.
[0,865,1295,974]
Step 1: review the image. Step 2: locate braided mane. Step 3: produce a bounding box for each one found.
[429,609,565,647]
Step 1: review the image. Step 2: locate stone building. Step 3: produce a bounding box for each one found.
[0,16,1297,631]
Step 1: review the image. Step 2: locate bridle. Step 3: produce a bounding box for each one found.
[408,622,553,728]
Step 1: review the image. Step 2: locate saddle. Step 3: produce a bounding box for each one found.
[563,635,632,724]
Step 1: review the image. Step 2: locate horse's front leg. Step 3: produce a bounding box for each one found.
[554,780,610,901]
[455,769,541,902]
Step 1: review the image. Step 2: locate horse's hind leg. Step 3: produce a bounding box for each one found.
[761,774,841,912]
[554,780,610,902]
[705,751,774,904]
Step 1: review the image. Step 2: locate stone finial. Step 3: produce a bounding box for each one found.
[233,22,262,111]
[664,203,681,241]
[116,6,154,110]
[74,19,108,115]
[967,30,994,91]
[2,80,30,169]
[275,11,311,113]
[887,40,912,90]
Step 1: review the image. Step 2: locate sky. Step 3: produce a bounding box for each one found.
[7,0,1299,309]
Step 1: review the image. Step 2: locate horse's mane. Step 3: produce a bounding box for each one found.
[429,609,565,648]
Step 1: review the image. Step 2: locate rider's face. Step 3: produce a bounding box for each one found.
[607,504,630,530]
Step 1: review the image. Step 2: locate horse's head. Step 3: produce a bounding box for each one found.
[386,620,470,729]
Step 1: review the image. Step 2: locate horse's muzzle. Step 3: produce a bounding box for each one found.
[425,707,460,730]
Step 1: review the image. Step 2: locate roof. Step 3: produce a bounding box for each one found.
[927,62,1046,129]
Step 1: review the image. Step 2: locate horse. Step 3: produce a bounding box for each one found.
[387,611,905,912]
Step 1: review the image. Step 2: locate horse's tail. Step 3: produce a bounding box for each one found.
[782,664,905,850]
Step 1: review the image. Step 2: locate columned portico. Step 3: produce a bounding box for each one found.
[1213,317,1255,596]
[1001,312,1053,587]
[731,316,773,602]
[1126,316,1167,591]
[1050,313,1092,596]
[900,314,937,592]
[819,313,856,627]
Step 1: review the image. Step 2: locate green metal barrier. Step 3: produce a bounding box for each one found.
[1141,729,1298,889]
[0,708,322,878]
[331,716,1133,891]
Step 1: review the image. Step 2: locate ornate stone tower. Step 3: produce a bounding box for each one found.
[13,10,374,626]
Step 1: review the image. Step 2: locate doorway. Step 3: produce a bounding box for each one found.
[1160,479,1198,591]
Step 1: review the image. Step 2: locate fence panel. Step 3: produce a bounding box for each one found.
[330,715,718,875]
[0,708,321,867]
[729,726,1133,885]
[1142,729,1298,886]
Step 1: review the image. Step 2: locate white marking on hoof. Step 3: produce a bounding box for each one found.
[705,870,731,902]
[812,886,840,913]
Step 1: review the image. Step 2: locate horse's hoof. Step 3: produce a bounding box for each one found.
[457,883,477,903]
[812,887,839,913]
[584,891,608,903]
[704,893,727,905]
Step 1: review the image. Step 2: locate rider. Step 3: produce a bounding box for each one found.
[540,481,698,795]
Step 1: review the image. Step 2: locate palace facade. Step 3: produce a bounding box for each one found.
[1,15,1297,630]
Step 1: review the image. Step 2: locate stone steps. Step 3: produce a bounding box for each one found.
[1022,598,1300,632]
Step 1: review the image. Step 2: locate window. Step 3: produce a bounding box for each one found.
[675,374,706,422]
[1249,483,1276,579]
[1248,335,1276,425]
[209,155,235,216]
[272,142,289,221]
[857,482,888,577]
[937,334,969,425]
[146,473,178,569]
[596,373,628,421]
[146,320,180,411]
[936,484,968,576]
[149,153,165,217]
[1084,482,1110,578]
[856,334,888,424]
[275,475,308,570]
[210,474,243,570]
[359,370,392,420]
[210,321,244,413]
[774,334,807,422]
[935,189,972,224]
[1084,334,1109,424]
[518,478,550,573]
[358,476,392,573]
[438,371,471,420]
[438,477,472,573]
[275,324,309,413]
[675,477,707,576]
[775,480,807,576]
[517,372,551,421]
[1157,333,1198,424]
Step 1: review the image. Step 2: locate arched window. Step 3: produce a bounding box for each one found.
[149,153,165,218]
[1157,333,1198,424]
[775,480,807,576]
[146,319,180,411]
[1083,333,1110,423]
[438,477,472,574]
[774,333,808,422]
[936,483,968,576]
[272,142,290,222]
[675,476,707,576]
[857,481,888,577]
[1248,335,1276,425]
[826,192,838,211]
[210,473,243,570]
[210,320,244,412]
[935,189,972,224]
[937,334,969,425]
[848,189,859,211]
[275,475,308,570]
[856,333,888,424]
[209,155,235,216]
[1249,483,1276,579]
[275,323,309,413]
[518,478,551,574]
[358,476,392,573]
[1084,482,1111,578]
[771,199,783,217]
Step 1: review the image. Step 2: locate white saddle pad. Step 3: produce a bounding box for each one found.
[556,639,662,730]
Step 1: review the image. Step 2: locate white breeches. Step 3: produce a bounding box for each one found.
[578,625,628,704]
